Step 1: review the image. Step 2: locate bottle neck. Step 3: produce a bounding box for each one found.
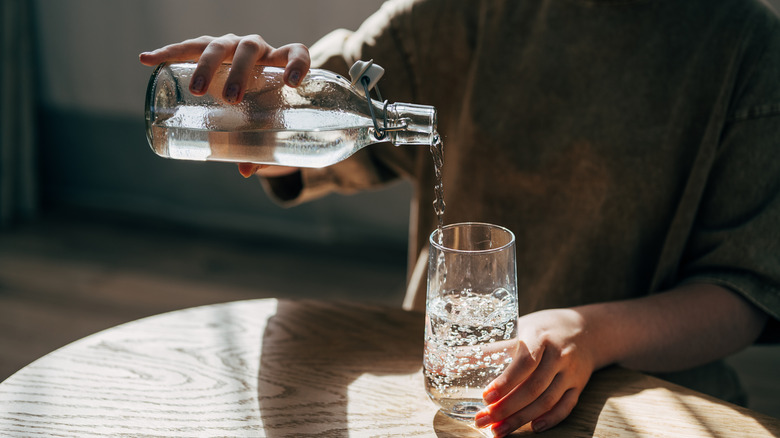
[384,103,437,146]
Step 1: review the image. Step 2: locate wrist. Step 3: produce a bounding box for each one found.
[576,301,629,371]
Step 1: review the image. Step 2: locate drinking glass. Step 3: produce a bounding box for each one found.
[423,222,519,420]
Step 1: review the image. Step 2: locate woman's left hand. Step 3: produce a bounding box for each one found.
[474,282,770,436]
[474,308,599,436]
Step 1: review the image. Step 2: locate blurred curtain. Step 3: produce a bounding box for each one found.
[0,0,37,228]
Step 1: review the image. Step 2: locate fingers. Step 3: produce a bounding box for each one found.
[140,34,311,102]
[474,334,587,436]
[223,35,271,102]
[238,163,264,178]
[139,35,215,66]
[486,373,576,437]
[276,43,311,87]
[474,308,596,435]
[190,34,242,96]
[491,372,558,424]
[475,345,556,430]
[482,340,540,405]
[237,163,300,178]
[223,41,310,102]
[530,388,580,433]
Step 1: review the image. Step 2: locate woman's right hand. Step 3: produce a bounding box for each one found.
[139,34,310,178]
[140,34,310,103]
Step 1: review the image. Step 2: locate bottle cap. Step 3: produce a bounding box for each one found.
[349,60,385,95]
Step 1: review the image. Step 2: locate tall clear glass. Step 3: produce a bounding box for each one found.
[423,222,519,420]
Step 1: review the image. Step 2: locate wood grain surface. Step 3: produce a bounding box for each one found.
[0,210,408,384]
[1,299,778,437]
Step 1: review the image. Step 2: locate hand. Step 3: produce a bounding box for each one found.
[237,163,298,178]
[140,34,309,179]
[139,34,310,102]
[474,308,598,436]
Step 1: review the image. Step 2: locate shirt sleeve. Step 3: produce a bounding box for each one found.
[679,113,780,340]
[260,0,423,206]
[679,16,780,340]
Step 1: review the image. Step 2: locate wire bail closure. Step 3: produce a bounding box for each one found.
[350,60,408,141]
[360,77,410,141]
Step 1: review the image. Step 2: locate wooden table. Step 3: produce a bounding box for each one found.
[1,298,778,437]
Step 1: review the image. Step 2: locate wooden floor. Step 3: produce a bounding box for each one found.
[1,208,778,420]
[0,208,408,382]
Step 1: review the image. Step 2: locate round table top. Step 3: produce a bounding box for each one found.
[1,298,778,437]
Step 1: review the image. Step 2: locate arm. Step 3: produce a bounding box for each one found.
[476,283,768,436]
[587,282,767,372]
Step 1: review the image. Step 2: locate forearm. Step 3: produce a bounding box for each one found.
[581,283,768,372]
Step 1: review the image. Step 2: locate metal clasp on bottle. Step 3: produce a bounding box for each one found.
[350,60,410,141]
[358,74,409,141]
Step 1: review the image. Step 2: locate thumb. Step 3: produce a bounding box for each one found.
[238,163,263,178]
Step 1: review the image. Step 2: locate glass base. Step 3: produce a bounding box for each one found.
[440,400,485,420]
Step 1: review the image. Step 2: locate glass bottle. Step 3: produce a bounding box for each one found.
[145,62,437,168]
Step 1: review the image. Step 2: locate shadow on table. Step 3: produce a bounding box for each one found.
[256,299,423,436]
[254,302,779,437]
[519,367,780,438]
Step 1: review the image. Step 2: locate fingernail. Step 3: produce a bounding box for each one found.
[533,420,549,433]
[225,83,240,102]
[483,389,500,404]
[191,76,205,93]
[474,411,492,428]
[289,70,301,86]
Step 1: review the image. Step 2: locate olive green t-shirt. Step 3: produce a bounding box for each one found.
[263,0,780,403]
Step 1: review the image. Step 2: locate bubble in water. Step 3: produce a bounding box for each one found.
[424,289,519,415]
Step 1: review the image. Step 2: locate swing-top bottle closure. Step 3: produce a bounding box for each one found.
[349,60,384,94]
[348,60,417,143]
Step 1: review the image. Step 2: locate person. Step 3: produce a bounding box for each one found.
[140,0,780,435]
